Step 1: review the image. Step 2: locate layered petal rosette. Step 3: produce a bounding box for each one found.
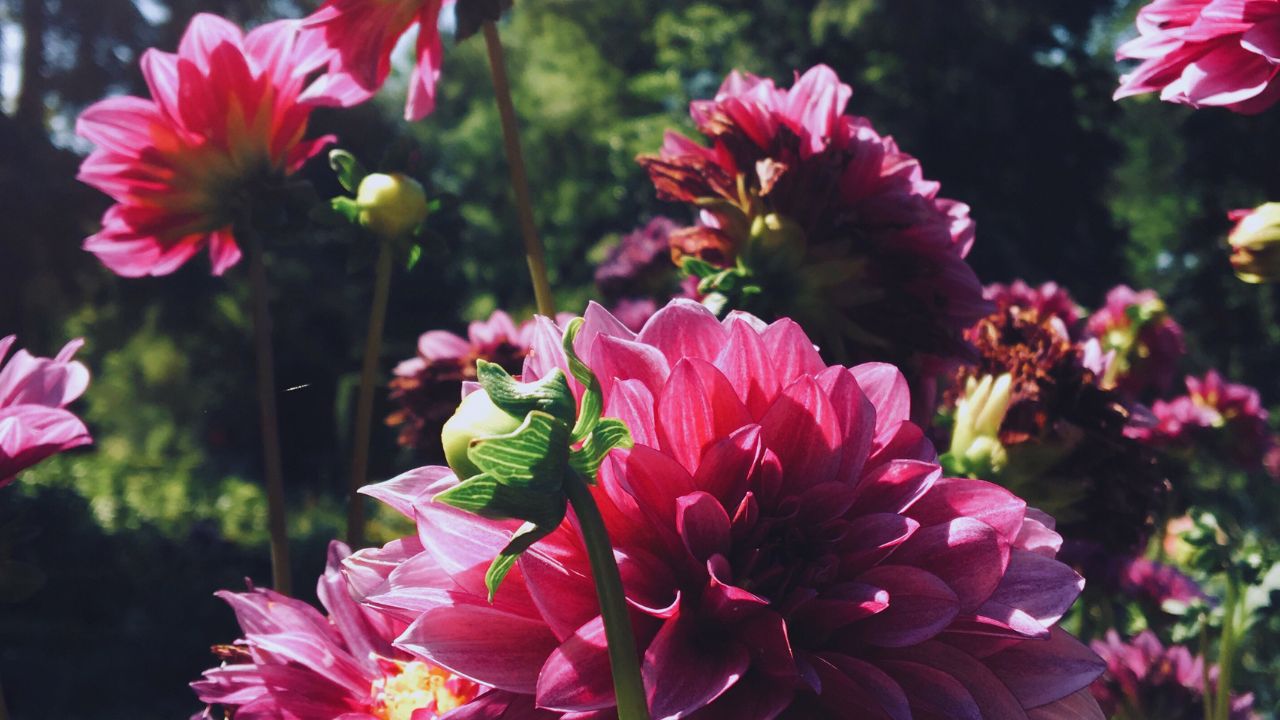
[76,14,335,277]
[1090,631,1257,720]
[351,300,1103,718]
[1130,370,1274,469]
[984,281,1082,336]
[0,336,91,486]
[638,65,989,369]
[192,541,482,719]
[388,311,534,456]
[1115,0,1280,114]
[1083,285,1185,399]
[302,0,452,121]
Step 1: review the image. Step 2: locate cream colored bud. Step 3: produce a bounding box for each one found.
[357,173,429,240]
[441,389,523,480]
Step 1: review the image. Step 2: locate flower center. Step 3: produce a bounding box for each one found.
[371,659,480,720]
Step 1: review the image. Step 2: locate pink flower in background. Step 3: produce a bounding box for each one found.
[387,311,533,455]
[354,300,1104,718]
[1116,557,1207,609]
[302,0,452,121]
[1084,285,1185,398]
[0,336,91,486]
[1130,371,1274,469]
[76,14,334,277]
[1115,0,1280,114]
[638,65,990,367]
[192,541,481,719]
[984,280,1082,334]
[1090,631,1256,720]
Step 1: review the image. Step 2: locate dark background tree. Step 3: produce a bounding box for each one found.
[2,0,1279,716]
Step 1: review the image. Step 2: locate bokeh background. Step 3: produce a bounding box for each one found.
[4,0,1280,716]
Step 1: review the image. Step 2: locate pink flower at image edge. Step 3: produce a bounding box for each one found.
[76,14,335,277]
[0,336,91,486]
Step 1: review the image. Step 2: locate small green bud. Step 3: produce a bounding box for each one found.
[1229,202,1280,284]
[749,212,806,266]
[442,389,524,480]
[356,173,429,240]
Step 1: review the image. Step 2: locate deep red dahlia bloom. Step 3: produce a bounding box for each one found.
[353,300,1103,718]
[76,14,334,277]
[1115,0,1280,113]
[0,336,91,486]
[984,281,1082,336]
[388,311,534,455]
[192,541,482,719]
[1083,285,1185,399]
[1090,631,1256,720]
[302,0,452,121]
[638,65,989,368]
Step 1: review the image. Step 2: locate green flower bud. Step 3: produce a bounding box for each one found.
[442,389,524,480]
[1229,202,1280,284]
[357,173,429,240]
[749,212,806,266]
[947,374,1013,478]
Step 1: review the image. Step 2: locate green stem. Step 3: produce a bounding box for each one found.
[563,473,651,720]
[1201,616,1215,720]
[347,239,394,548]
[245,228,292,595]
[1214,575,1240,720]
[481,20,556,318]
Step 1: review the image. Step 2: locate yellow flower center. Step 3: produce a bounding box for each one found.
[371,660,480,720]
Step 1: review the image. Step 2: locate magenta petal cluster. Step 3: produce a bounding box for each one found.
[353,299,1103,718]
[1084,285,1185,398]
[1090,631,1256,720]
[1115,0,1280,114]
[639,65,989,367]
[0,336,91,486]
[192,541,481,719]
[75,14,334,277]
[302,0,451,121]
[1132,370,1275,468]
[984,281,1082,335]
[388,310,534,454]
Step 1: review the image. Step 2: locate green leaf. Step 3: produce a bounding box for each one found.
[329,149,368,193]
[467,411,570,493]
[477,361,576,425]
[434,473,565,527]
[569,418,634,483]
[681,256,720,279]
[561,318,602,442]
[406,244,423,270]
[485,521,552,601]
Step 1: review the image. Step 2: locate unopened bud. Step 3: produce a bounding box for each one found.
[947,374,1013,479]
[749,212,806,266]
[1229,203,1280,284]
[441,389,523,480]
[357,173,429,240]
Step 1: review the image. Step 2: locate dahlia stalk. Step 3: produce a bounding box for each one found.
[349,300,1105,718]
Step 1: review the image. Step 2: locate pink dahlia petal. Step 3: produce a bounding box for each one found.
[398,603,558,694]
[0,336,92,486]
[982,628,1105,709]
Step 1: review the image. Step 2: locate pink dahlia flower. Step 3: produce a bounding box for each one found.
[353,299,1104,718]
[1116,557,1207,609]
[0,336,91,486]
[1115,0,1280,114]
[638,65,989,369]
[984,281,1082,336]
[192,540,483,719]
[1084,285,1185,399]
[1090,631,1256,720]
[302,0,452,121]
[388,311,534,456]
[1130,371,1273,468]
[76,14,335,277]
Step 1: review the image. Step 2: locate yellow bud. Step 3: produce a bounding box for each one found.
[1229,202,1280,284]
[749,212,806,265]
[357,173,429,240]
[441,389,523,480]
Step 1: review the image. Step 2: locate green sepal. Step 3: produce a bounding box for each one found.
[569,418,634,484]
[406,244,424,270]
[467,411,570,494]
[561,318,603,442]
[433,473,565,528]
[477,361,576,426]
[485,521,554,602]
[330,196,361,224]
[329,149,368,193]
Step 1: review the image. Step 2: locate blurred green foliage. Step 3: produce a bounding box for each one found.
[3,0,1280,717]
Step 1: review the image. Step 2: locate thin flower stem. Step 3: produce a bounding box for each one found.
[347,239,394,548]
[563,473,651,720]
[245,228,292,595]
[1201,613,1215,720]
[1215,575,1239,720]
[481,20,555,318]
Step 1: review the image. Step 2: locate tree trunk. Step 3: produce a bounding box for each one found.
[15,0,45,128]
